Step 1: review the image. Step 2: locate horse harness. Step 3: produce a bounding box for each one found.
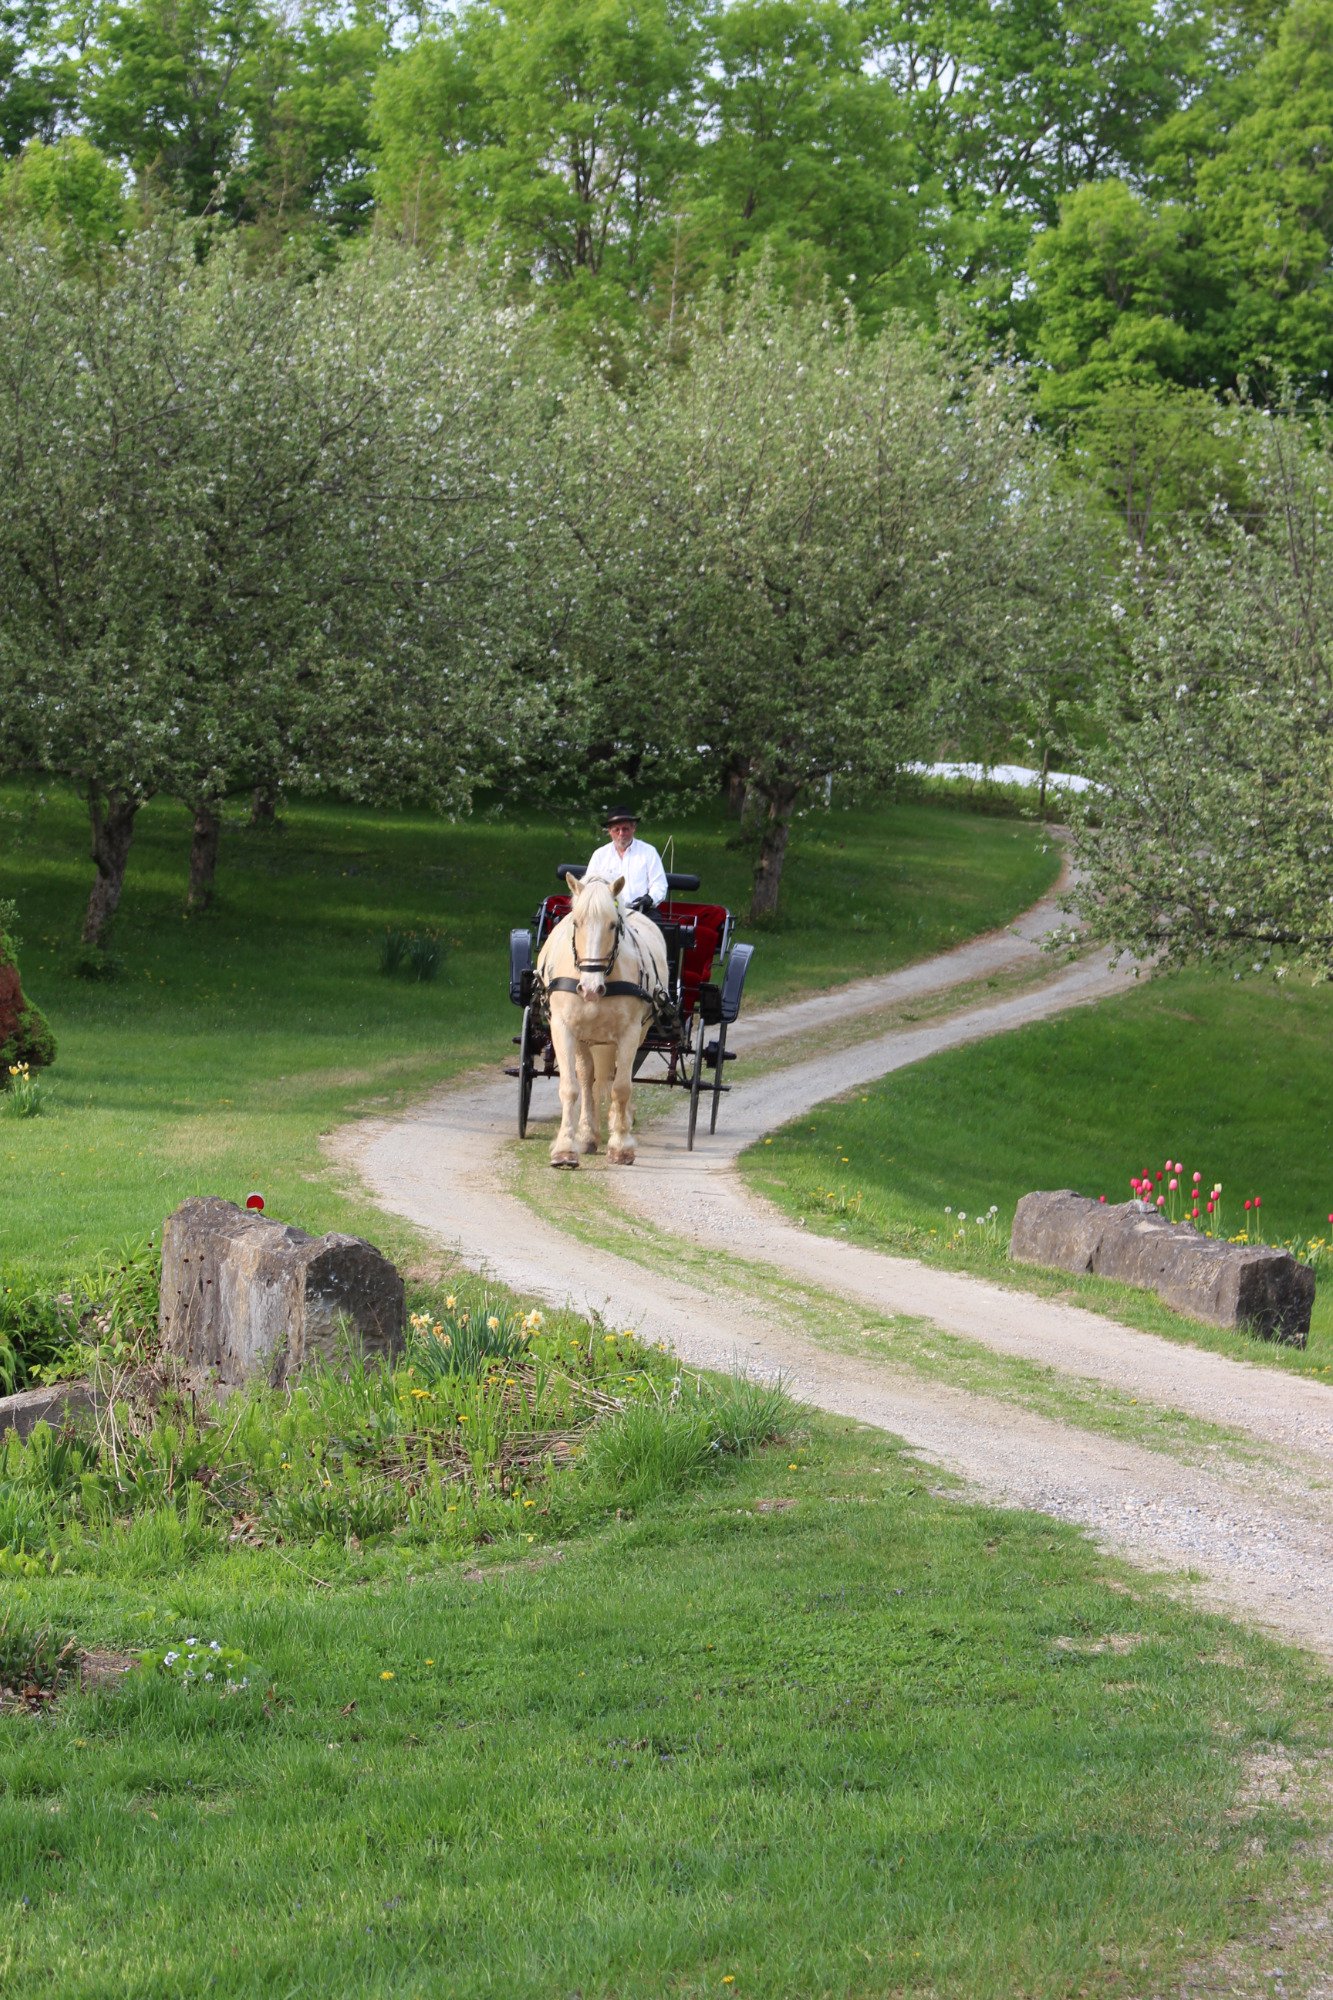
[538,908,679,1030]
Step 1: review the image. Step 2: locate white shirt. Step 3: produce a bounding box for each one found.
[585,836,667,908]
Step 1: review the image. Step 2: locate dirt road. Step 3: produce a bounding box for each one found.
[333,886,1333,1661]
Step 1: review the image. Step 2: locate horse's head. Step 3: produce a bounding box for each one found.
[565,871,624,999]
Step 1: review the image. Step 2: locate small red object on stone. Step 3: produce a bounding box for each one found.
[245,1192,265,1212]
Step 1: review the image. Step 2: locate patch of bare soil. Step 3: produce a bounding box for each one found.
[1169,1748,1333,2000]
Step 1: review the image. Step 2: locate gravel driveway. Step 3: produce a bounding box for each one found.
[333,883,1333,1663]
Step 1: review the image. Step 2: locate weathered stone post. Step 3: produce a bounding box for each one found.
[159,1197,405,1388]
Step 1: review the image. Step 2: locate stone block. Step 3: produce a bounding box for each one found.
[159,1197,405,1388]
[1011,1190,1314,1346]
[0,1381,99,1441]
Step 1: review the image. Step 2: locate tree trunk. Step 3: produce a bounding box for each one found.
[1038,744,1050,818]
[249,783,277,828]
[723,754,749,819]
[748,784,797,921]
[82,790,141,947]
[186,802,222,912]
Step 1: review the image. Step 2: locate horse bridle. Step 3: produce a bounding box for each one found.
[572,909,624,980]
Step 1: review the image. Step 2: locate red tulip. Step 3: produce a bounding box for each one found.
[245,1192,265,1212]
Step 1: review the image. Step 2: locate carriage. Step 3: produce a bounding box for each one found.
[507,865,754,1150]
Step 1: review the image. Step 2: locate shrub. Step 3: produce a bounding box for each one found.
[0,898,56,1070]
[377,927,446,982]
[702,1374,795,1455]
[582,1399,714,1498]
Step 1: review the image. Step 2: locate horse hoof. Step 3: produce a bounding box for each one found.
[551,1152,579,1170]
[607,1147,636,1166]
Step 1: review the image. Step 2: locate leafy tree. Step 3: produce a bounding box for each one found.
[0,0,77,157]
[562,280,1056,917]
[862,0,1212,333]
[1189,0,1333,389]
[372,0,705,330]
[78,0,275,213]
[682,0,925,324]
[0,224,542,939]
[1071,403,1333,978]
[0,134,133,248]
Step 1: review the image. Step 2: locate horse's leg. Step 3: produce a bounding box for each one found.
[548,1011,582,1169]
[575,1043,599,1153]
[592,1043,615,1149]
[605,1018,643,1165]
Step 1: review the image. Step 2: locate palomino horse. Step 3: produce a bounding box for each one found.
[537,871,669,1168]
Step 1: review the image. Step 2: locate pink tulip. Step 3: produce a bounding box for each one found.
[1244,1200,1252,1211]
[1156,1195,1166,1207]
[1254,1195,1261,1208]
[1099,1194,1107,1204]
[1169,1178,1178,1191]
[1174,1161,1183,1174]
[1164,1157,1172,1170]
[1192,1171,1201,1183]
[1206,1201,1214,1213]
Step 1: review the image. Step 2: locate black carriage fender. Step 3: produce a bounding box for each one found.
[720,942,754,1024]
[509,928,534,1007]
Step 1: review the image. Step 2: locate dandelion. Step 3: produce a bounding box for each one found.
[425,1659,435,1666]
[381,1671,395,1681]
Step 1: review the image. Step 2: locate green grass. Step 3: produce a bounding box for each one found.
[3,1414,1331,2000]
[0,783,1057,1288]
[743,966,1333,1371]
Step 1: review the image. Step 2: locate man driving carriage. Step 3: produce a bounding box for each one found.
[584,806,667,918]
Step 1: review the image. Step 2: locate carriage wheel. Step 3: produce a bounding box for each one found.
[708,1022,729,1134]
[517,1005,537,1138]
[686,1024,706,1150]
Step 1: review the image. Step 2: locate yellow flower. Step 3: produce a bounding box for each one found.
[457,1413,468,1422]
[425,1659,435,1666]
[522,1499,535,1508]
[487,1316,500,1331]
[410,1387,431,1400]
[445,1295,456,1310]
[380,1671,395,1681]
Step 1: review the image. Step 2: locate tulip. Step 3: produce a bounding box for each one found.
[1156,1195,1166,1207]
[1254,1195,1262,1208]
[1099,1194,1107,1204]
[1169,1178,1178,1191]
[1192,1171,1201,1183]
[1244,1200,1252,1210]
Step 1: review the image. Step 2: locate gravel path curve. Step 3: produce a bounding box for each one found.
[332,884,1333,1661]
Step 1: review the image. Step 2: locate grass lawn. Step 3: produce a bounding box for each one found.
[0,784,1057,1290]
[4,1411,1331,2000]
[743,967,1333,1371]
